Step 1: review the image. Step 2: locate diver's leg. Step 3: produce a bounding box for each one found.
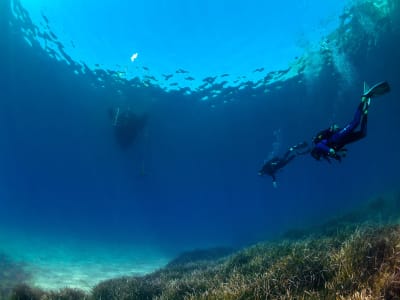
[338,115,368,145]
[330,103,363,145]
[360,113,368,136]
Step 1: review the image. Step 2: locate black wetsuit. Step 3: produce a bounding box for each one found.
[259,142,309,184]
[259,150,296,183]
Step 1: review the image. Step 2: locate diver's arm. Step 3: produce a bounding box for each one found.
[315,142,332,157]
[312,143,333,163]
[296,145,312,155]
[297,149,312,155]
[271,174,277,185]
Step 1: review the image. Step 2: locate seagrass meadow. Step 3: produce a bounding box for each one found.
[6,191,400,299]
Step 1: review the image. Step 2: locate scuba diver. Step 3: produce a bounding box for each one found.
[258,142,310,187]
[311,81,391,162]
[108,107,148,149]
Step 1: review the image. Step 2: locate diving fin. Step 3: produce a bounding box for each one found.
[363,81,369,95]
[363,81,391,99]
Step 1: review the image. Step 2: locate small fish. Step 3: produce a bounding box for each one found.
[176,68,189,74]
[253,67,265,73]
[221,73,229,77]
[162,74,173,80]
[199,82,209,89]
[142,66,149,71]
[49,31,58,40]
[41,14,49,24]
[170,82,179,86]
[185,76,195,81]
[144,75,157,81]
[203,76,217,84]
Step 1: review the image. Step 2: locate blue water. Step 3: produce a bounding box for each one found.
[1,0,400,290]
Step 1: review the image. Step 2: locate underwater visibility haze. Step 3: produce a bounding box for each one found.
[1,0,400,293]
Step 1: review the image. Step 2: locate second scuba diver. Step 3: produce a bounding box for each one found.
[258,142,310,188]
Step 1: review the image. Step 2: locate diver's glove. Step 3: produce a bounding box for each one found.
[328,148,342,162]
